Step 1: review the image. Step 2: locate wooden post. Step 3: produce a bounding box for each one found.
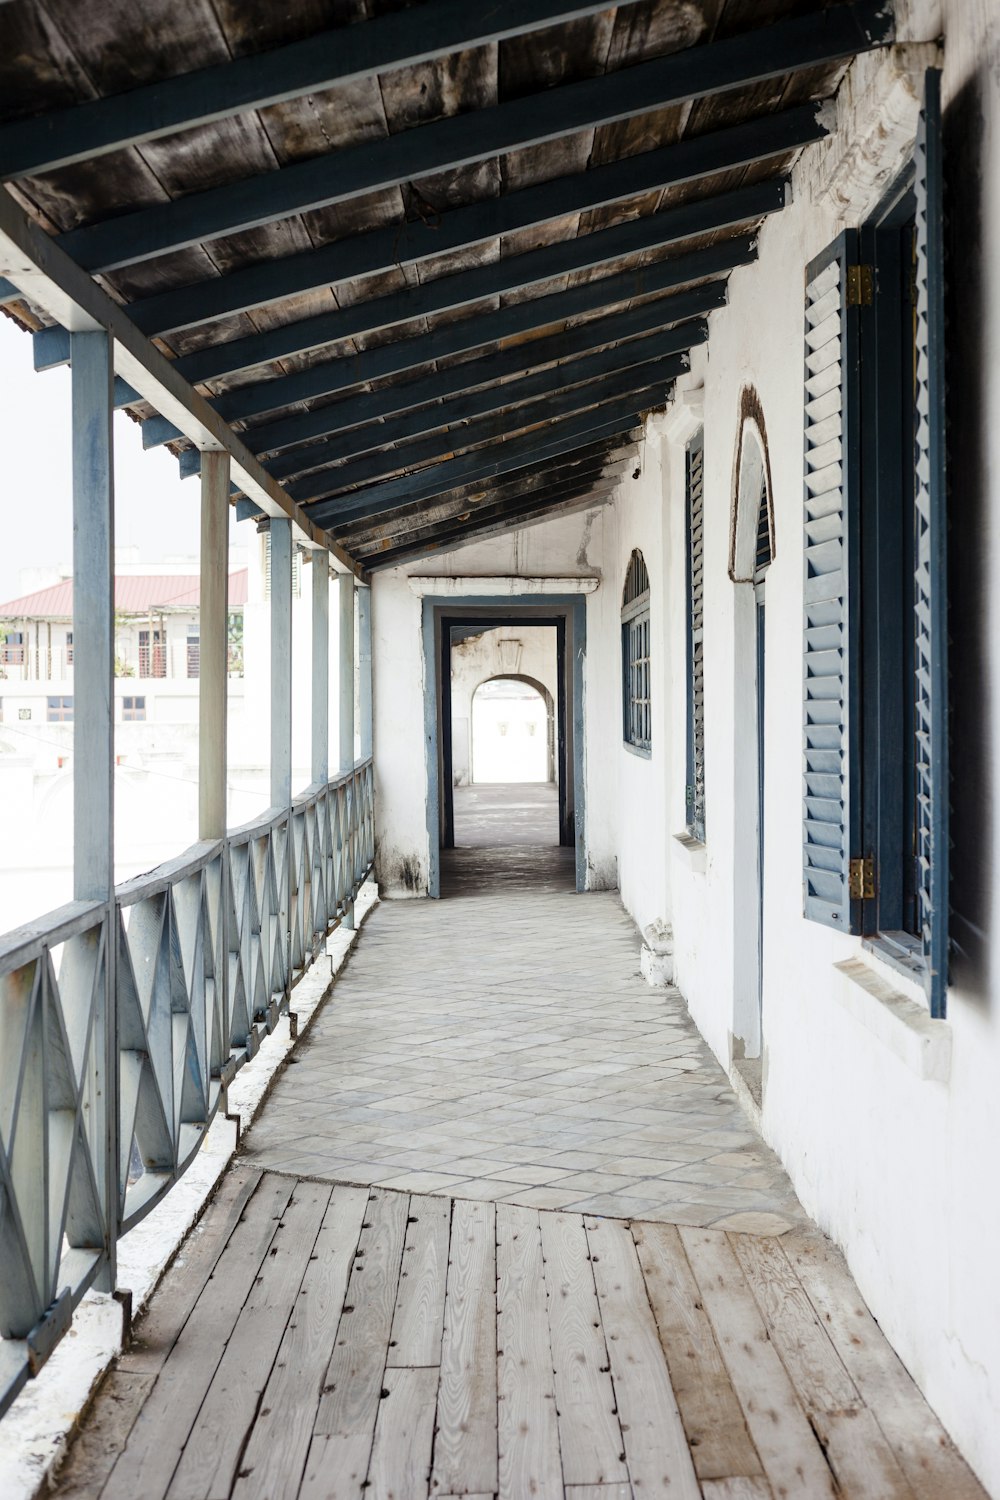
[269,519,293,810]
[337,572,355,776]
[358,584,372,761]
[199,452,229,840]
[311,552,329,787]
[71,327,117,1291]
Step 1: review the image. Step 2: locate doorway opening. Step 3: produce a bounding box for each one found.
[424,598,585,897]
[730,403,775,1072]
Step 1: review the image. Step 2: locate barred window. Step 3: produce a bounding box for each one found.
[622,549,651,753]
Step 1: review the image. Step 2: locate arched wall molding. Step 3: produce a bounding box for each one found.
[729,385,775,583]
[471,672,554,716]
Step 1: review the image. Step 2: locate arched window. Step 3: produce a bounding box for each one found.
[621,549,651,753]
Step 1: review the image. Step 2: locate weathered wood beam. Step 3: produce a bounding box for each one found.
[0,186,360,572]
[0,1,633,181]
[131,105,826,337]
[285,352,685,503]
[265,327,702,480]
[140,266,731,452]
[343,467,619,552]
[306,406,645,528]
[250,309,707,460]
[363,484,619,571]
[54,3,891,272]
[173,205,769,387]
[313,435,632,528]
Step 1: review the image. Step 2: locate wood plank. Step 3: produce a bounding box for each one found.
[102,1173,295,1500]
[496,1205,562,1500]
[634,1221,763,1483]
[700,1481,774,1499]
[564,1486,634,1498]
[229,1184,370,1500]
[539,1211,627,1487]
[166,1178,333,1499]
[387,1195,450,1367]
[585,1216,700,1499]
[729,1234,916,1498]
[781,1230,988,1500]
[431,1199,498,1497]
[299,1189,410,1500]
[366,1366,437,1500]
[51,1370,156,1500]
[679,1227,837,1500]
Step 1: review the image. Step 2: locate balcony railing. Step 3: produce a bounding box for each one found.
[0,758,374,1415]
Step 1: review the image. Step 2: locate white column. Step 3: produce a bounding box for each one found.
[199,452,229,840]
[358,584,372,762]
[311,553,329,787]
[269,519,292,810]
[337,572,355,775]
[71,328,117,1292]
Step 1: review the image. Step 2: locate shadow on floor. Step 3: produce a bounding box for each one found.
[445,780,575,894]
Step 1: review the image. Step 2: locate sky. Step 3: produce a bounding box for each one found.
[0,314,244,604]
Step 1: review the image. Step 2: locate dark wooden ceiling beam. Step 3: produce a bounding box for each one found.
[0,1,637,181]
[131,104,826,337]
[138,250,733,453]
[306,405,645,527]
[360,483,619,571]
[172,199,771,387]
[246,301,710,458]
[54,1,891,273]
[284,353,685,502]
[342,466,621,551]
[262,321,705,477]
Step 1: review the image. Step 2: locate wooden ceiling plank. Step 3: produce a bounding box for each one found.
[0,0,637,181]
[127,103,823,336]
[263,321,705,477]
[245,297,713,456]
[169,192,773,386]
[283,353,685,501]
[50,1,891,273]
[304,404,648,523]
[362,484,620,570]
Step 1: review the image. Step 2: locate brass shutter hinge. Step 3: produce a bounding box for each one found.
[849,857,876,900]
[846,265,874,307]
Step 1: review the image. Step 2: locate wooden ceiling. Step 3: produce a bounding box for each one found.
[0,0,892,570]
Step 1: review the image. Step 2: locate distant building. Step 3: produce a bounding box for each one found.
[0,565,247,731]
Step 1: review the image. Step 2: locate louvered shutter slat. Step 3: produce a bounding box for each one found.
[686,438,706,843]
[803,238,861,931]
[912,69,948,1016]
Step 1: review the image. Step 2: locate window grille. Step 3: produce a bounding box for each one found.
[622,549,651,753]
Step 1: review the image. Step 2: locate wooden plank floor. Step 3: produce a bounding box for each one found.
[53,1171,987,1500]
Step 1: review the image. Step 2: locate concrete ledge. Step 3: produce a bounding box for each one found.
[406,574,600,597]
[834,957,951,1083]
[672,830,707,873]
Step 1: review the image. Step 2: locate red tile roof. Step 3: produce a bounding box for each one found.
[0,569,249,618]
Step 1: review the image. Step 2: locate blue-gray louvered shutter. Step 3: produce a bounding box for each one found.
[686,436,706,843]
[913,69,948,1016]
[802,234,862,932]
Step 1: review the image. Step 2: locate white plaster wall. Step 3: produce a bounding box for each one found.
[613,10,1000,1491]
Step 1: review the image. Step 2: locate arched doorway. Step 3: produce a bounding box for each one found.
[471,675,555,785]
[730,397,775,1064]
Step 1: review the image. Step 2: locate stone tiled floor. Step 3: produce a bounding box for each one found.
[241,882,805,1232]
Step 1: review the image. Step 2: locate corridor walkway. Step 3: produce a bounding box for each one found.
[52,889,986,1500]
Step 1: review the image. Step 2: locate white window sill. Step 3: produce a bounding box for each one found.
[672,831,707,873]
[622,742,652,760]
[833,957,951,1083]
